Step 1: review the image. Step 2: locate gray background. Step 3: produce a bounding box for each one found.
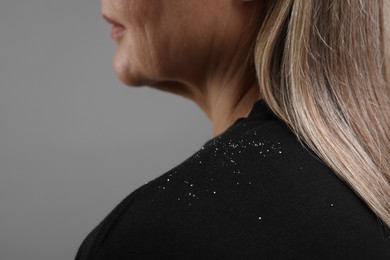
[0,1,211,259]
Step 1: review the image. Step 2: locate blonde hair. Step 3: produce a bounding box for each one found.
[254,0,390,231]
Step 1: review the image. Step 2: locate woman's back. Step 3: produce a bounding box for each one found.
[76,100,390,259]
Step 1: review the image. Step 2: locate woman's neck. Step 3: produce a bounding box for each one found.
[201,82,261,137]
[187,59,261,136]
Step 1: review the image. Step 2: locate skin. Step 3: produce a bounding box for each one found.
[101,0,266,136]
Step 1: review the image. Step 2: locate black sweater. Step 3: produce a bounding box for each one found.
[75,99,390,259]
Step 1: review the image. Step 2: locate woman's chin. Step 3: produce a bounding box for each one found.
[114,67,158,88]
[112,57,142,87]
[115,71,146,87]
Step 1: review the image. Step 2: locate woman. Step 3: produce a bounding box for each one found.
[76,0,390,259]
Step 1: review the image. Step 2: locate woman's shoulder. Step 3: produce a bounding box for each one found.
[76,116,390,259]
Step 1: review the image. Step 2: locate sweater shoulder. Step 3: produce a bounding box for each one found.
[91,118,390,259]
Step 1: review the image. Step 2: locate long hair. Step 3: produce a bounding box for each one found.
[253,0,390,230]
